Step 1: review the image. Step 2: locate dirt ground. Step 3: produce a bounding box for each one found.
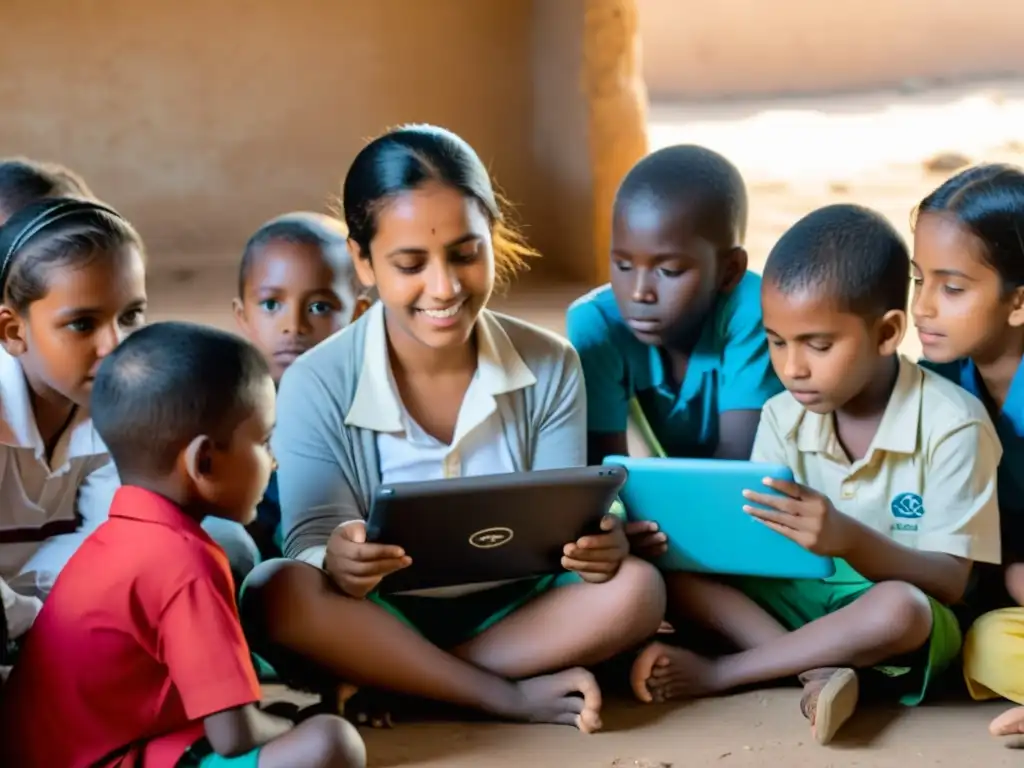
[145,78,1024,767]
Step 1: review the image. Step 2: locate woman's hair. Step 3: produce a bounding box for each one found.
[0,157,93,221]
[0,197,144,313]
[915,163,1024,290]
[340,124,537,286]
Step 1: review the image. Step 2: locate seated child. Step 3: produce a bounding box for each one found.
[232,211,367,560]
[0,196,141,676]
[566,145,781,553]
[630,204,1002,746]
[0,322,365,768]
[0,156,94,223]
[910,163,1024,743]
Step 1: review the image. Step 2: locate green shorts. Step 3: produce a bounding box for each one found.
[370,571,583,649]
[178,740,260,767]
[731,559,962,705]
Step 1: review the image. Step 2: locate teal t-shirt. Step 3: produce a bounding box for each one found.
[566,271,782,457]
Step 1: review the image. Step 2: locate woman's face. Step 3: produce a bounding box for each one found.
[353,181,494,352]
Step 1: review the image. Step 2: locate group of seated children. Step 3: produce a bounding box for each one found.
[0,124,1021,766]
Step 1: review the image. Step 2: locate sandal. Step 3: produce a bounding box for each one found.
[798,667,859,745]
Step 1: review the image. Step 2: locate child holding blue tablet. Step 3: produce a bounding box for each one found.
[911,163,1024,744]
[631,204,1002,746]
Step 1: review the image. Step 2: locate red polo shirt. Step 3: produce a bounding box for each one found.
[0,486,261,768]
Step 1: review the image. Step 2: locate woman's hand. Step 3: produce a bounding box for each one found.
[325,522,412,599]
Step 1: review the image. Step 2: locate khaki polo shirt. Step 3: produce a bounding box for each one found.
[752,356,1002,564]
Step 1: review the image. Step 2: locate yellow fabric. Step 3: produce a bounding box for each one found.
[963,606,1024,704]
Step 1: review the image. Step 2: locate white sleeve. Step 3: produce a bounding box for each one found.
[1,576,42,639]
[918,422,1003,564]
[17,457,119,596]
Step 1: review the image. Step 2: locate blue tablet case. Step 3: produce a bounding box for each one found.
[603,456,836,579]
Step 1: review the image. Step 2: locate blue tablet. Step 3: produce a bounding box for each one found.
[603,456,836,579]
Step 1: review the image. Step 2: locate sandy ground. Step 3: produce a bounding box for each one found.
[144,79,1024,766]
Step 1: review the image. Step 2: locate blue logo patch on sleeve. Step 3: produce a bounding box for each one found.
[890,492,925,519]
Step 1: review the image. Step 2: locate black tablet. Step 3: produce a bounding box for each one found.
[365,465,626,594]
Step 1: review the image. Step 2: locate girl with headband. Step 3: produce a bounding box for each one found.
[0,197,146,673]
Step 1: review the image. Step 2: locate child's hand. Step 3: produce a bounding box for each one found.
[1006,563,1024,606]
[562,515,629,583]
[742,477,854,557]
[624,520,668,560]
[325,522,412,599]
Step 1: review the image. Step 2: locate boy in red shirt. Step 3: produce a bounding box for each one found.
[0,322,365,768]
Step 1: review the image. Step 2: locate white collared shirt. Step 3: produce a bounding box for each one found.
[296,301,536,569]
[0,348,118,637]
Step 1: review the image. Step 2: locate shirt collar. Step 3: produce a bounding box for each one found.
[108,485,210,540]
[791,355,922,458]
[0,348,104,463]
[646,303,719,401]
[963,356,1024,436]
[345,302,537,433]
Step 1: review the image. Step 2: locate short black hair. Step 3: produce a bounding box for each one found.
[916,163,1024,291]
[237,212,352,297]
[763,204,910,316]
[91,322,272,477]
[0,157,93,220]
[614,144,748,247]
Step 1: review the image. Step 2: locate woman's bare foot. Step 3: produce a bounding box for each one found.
[630,642,721,703]
[798,667,858,745]
[511,668,603,733]
[989,706,1024,748]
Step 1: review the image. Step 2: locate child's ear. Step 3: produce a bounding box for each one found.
[183,434,216,487]
[231,297,248,332]
[876,309,907,355]
[0,306,28,357]
[719,247,748,292]
[1007,286,1024,328]
[349,239,376,290]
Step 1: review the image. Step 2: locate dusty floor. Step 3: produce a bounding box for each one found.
[259,683,1015,768]
[144,79,1024,767]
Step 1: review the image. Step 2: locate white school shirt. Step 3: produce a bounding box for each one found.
[295,302,535,583]
[751,355,1002,564]
[0,348,119,637]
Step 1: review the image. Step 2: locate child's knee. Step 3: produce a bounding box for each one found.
[608,556,667,628]
[239,558,323,641]
[866,581,933,652]
[299,714,366,768]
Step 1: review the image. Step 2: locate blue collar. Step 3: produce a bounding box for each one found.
[961,357,1024,436]
[647,310,718,403]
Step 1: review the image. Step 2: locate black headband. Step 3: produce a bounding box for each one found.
[0,197,123,294]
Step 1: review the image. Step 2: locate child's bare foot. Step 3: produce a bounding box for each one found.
[798,667,858,745]
[630,642,721,703]
[989,706,1024,748]
[511,668,603,733]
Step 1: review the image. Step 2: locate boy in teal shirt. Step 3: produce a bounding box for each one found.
[567,145,782,554]
[567,144,781,466]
